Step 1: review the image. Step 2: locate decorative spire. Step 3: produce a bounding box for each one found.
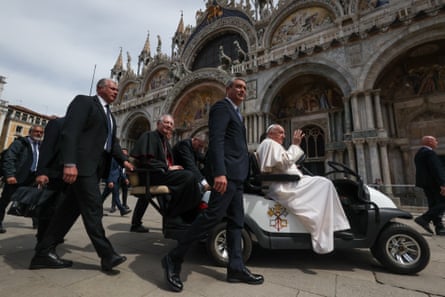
[141,31,151,56]
[138,31,152,75]
[113,47,123,71]
[176,11,185,34]
[110,47,124,81]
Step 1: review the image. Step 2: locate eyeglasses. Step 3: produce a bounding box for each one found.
[32,130,44,134]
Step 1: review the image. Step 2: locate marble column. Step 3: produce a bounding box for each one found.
[343,96,352,134]
[378,140,393,195]
[373,89,384,130]
[353,139,367,182]
[368,138,381,183]
[350,93,361,130]
[345,141,356,171]
[364,91,375,129]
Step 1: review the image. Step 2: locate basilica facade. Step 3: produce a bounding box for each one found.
[109,0,445,197]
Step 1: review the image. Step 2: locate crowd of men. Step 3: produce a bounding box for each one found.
[0,77,443,292]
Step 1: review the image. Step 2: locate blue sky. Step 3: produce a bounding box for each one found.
[0,0,204,116]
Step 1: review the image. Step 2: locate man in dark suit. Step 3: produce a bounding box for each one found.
[130,114,201,232]
[414,135,445,236]
[172,134,210,193]
[0,125,44,233]
[161,78,264,292]
[29,78,134,271]
[34,117,66,244]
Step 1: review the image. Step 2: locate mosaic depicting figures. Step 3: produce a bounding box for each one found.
[146,69,170,92]
[383,64,445,99]
[271,6,334,46]
[120,82,138,102]
[173,86,224,130]
[359,0,389,11]
[272,83,343,118]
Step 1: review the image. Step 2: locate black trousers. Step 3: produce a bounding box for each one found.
[36,175,116,259]
[421,187,445,227]
[170,180,245,271]
[35,178,66,244]
[131,169,201,226]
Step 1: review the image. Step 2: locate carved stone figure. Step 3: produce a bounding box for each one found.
[218,45,232,71]
[233,40,247,64]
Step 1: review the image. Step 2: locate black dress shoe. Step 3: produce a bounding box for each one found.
[29,251,73,270]
[0,224,5,234]
[130,224,149,233]
[101,254,127,271]
[120,209,131,216]
[161,255,183,292]
[435,227,445,236]
[334,230,354,240]
[227,267,264,285]
[414,216,433,234]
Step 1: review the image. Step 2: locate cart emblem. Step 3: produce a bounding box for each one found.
[267,203,288,231]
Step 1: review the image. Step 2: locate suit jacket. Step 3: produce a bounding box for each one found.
[206,98,249,182]
[131,130,173,172]
[173,138,206,182]
[37,117,64,179]
[3,136,34,183]
[415,146,445,189]
[60,95,126,177]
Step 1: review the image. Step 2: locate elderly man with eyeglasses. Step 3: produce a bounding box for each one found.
[130,114,202,233]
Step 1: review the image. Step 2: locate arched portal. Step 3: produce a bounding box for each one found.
[269,74,344,175]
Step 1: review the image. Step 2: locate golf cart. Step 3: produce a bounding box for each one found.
[129,155,430,275]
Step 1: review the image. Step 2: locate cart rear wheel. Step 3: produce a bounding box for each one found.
[206,222,252,267]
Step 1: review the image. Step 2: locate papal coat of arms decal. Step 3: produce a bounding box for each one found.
[267,203,288,231]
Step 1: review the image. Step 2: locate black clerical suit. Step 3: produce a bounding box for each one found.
[172,138,207,189]
[130,130,201,226]
[35,95,128,261]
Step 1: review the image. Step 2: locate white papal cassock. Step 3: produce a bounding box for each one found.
[256,138,350,254]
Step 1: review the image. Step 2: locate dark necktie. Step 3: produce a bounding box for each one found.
[31,141,38,172]
[105,105,112,152]
[236,107,243,121]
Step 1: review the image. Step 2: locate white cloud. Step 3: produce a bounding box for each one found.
[0,0,203,115]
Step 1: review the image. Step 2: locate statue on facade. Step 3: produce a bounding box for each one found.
[126,51,133,73]
[233,40,247,64]
[218,45,232,71]
[156,35,162,56]
[170,61,192,82]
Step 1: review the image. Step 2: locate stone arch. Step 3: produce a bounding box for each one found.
[167,76,226,140]
[260,59,354,113]
[360,21,445,91]
[300,123,327,175]
[182,17,257,67]
[119,110,151,150]
[264,1,343,49]
[162,68,231,116]
[141,64,172,93]
[116,79,140,103]
[403,106,445,142]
